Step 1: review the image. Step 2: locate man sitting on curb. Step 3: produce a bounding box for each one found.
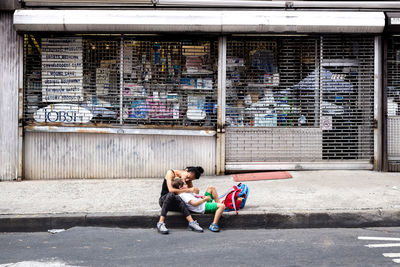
[172,178,225,232]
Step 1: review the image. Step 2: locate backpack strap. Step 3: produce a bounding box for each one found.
[232,190,238,214]
[218,188,235,200]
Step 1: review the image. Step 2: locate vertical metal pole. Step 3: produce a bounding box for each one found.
[17,34,24,181]
[314,38,321,127]
[374,36,382,171]
[216,36,226,175]
[382,35,388,172]
[119,35,124,125]
[319,36,323,127]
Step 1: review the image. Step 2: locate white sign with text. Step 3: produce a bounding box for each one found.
[34,104,93,123]
[41,37,83,102]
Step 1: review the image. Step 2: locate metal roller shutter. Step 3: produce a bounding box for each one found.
[386,36,400,170]
[225,35,374,167]
[23,34,218,128]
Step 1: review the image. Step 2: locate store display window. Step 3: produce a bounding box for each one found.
[226,37,320,128]
[225,36,375,161]
[23,34,218,128]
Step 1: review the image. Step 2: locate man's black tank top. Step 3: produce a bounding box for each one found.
[160,170,175,197]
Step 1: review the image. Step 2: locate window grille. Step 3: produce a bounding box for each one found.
[225,35,374,162]
[387,36,400,162]
[23,34,218,128]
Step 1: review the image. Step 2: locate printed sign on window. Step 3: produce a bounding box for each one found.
[41,37,83,102]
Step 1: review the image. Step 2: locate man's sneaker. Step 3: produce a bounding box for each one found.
[209,223,220,232]
[157,222,169,234]
[188,220,203,232]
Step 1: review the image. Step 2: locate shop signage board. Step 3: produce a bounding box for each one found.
[34,104,93,123]
[41,37,83,102]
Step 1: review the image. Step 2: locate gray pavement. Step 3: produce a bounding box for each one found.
[1,170,400,231]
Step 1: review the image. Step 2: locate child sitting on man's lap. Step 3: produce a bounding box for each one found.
[172,178,225,232]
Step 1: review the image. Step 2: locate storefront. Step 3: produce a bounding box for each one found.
[384,13,400,171]
[12,9,385,178]
[225,35,378,171]
[22,33,218,179]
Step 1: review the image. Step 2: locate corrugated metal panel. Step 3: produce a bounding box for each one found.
[386,37,400,170]
[0,12,21,181]
[23,132,216,179]
[22,0,151,6]
[13,10,385,33]
[388,117,400,161]
[226,127,322,162]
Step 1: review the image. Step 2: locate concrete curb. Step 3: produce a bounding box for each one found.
[2,209,400,232]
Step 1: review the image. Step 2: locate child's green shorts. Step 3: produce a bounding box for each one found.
[204,191,218,214]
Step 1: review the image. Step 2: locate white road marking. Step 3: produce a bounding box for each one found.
[366,243,400,248]
[383,253,400,258]
[359,236,400,264]
[358,236,400,242]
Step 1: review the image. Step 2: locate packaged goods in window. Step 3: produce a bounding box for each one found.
[254,111,277,127]
[124,83,147,97]
[124,46,139,78]
[185,56,203,73]
[96,68,110,96]
[182,45,208,56]
[264,73,280,86]
[180,78,196,89]
[388,97,398,116]
[130,100,148,119]
[247,90,277,127]
[187,95,206,120]
[227,57,244,67]
[293,68,353,93]
[250,49,275,73]
[82,96,117,119]
[172,103,180,119]
[167,93,179,102]
[153,43,161,65]
[196,78,213,90]
[147,95,173,119]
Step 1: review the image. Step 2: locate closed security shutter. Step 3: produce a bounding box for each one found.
[225,35,374,165]
[23,34,218,128]
[387,36,400,170]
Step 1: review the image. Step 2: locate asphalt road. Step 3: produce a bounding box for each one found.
[2,227,400,267]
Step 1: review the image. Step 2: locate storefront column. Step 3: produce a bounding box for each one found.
[216,36,226,175]
[0,12,22,181]
[374,36,383,171]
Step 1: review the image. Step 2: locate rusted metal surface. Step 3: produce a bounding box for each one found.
[216,36,226,175]
[0,12,22,181]
[25,125,216,136]
[23,131,216,179]
[374,36,382,170]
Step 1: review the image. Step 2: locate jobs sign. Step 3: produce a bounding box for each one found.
[41,37,83,102]
[34,104,93,124]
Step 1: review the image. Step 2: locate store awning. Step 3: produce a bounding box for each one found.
[13,10,385,33]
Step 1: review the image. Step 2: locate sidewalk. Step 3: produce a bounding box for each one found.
[1,170,400,232]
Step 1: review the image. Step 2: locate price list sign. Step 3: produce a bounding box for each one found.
[41,37,83,102]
